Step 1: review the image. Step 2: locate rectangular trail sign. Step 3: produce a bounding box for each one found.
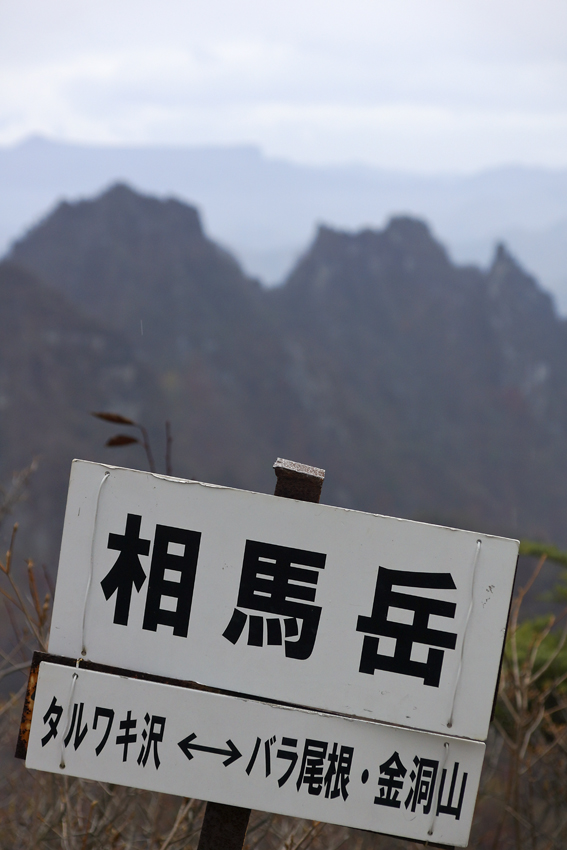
[27,661,485,847]
[49,460,518,741]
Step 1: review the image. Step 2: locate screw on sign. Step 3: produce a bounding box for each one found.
[198,458,326,850]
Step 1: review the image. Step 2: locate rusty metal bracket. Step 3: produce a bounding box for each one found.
[14,652,41,760]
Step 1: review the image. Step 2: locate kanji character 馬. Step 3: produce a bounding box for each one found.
[223,540,326,660]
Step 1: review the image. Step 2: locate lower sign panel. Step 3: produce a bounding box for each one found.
[27,663,484,847]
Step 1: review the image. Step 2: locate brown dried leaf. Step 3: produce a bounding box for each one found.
[92,411,136,425]
[106,434,140,447]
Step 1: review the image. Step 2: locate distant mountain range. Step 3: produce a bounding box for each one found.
[2,136,567,310]
[4,183,567,569]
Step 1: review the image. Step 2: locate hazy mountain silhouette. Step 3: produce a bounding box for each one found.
[3,136,567,305]
[270,221,567,539]
[0,259,161,561]
[7,183,567,566]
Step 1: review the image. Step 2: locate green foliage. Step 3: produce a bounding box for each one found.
[519,539,567,567]
[505,615,567,690]
[520,539,567,603]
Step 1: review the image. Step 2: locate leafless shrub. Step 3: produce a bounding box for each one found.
[471,554,567,849]
[0,461,37,532]
[4,480,567,850]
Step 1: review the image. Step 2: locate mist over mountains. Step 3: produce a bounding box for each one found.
[4,183,567,568]
[3,136,567,310]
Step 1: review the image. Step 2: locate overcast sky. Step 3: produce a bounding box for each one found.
[1,0,566,172]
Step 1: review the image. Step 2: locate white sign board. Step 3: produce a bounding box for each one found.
[49,460,518,741]
[27,662,485,847]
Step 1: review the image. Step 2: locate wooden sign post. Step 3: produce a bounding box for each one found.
[197,458,325,850]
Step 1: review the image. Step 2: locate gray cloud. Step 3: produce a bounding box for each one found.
[1,0,566,169]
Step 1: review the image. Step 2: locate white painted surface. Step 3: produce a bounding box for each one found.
[27,662,485,847]
[49,460,518,740]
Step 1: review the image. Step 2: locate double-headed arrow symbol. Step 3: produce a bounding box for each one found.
[178,733,242,767]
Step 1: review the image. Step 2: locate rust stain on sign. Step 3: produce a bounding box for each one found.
[14,651,41,760]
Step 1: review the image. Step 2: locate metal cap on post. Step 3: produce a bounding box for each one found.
[196,458,325,850]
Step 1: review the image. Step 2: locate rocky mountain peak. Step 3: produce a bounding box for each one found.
[7,183,567,561]
[487,240,556,322]
[95,182,203,238]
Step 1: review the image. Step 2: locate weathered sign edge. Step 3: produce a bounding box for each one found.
[65,459,520,544]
